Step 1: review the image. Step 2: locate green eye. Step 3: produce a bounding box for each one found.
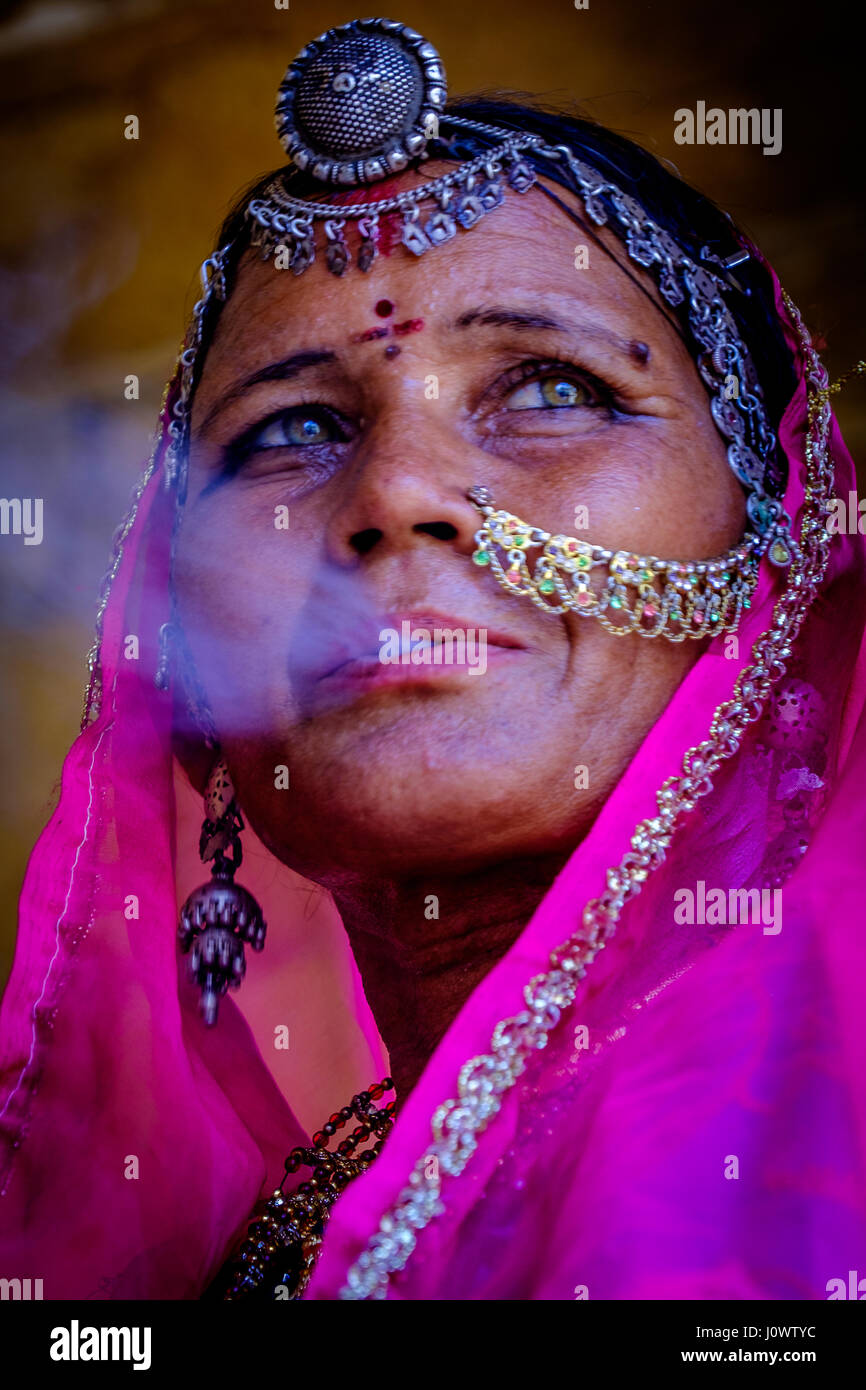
[506,374,595,411]
[292,414,329,443]
[541,377,585,407]
[255,410,334,447]
[217,402,354,487]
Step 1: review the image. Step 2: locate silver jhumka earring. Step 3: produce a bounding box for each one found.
[178,757,267,1027]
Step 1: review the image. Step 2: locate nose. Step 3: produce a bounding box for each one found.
[323,407,483,564]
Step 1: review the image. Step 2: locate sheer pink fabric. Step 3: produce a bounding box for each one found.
[1,265,864,1300]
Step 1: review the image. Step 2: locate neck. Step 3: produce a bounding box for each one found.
[331,852,568,1104]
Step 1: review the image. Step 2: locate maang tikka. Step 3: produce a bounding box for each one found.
[178,757,267,1026]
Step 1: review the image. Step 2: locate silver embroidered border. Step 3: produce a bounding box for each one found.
[337,293,833,1298]
[80,442,162,729]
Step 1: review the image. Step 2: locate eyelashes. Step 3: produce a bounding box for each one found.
[222,403,354,472]
[212,357,623,486]
[491,357,617,414]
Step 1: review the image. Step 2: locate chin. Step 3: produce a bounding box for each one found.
[288,690,546,776]
[256,772,584,884]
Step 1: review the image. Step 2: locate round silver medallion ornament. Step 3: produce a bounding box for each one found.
[275,18,447,186]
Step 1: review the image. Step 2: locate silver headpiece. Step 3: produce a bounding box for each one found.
[274,17,447,183]
[163,16,795,570]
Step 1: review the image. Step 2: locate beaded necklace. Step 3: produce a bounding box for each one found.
[207,1079,396,1300]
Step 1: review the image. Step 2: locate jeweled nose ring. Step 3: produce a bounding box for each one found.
[467,486,760,642]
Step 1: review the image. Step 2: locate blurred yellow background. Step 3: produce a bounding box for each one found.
[0,0,862,982]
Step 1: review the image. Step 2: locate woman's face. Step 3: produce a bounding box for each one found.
[176,167,746,884]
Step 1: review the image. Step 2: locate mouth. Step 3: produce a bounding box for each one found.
[311,609,527,699]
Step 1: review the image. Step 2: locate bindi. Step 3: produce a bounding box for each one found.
[349,302,425,347]
[350,297,395,343]
[351,326,389,343]
[629,340,651,365]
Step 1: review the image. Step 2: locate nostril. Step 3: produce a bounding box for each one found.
[415,521,458,541]
[350,527,382,556]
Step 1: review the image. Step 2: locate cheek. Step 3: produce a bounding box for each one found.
[520,415,744,560]
[173,496,313,735]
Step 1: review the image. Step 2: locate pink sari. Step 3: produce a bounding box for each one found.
[1,262,864,1301]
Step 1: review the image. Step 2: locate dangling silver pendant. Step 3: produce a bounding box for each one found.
[626,229,657,268]
[324,219,350,276]
[508,158,536,193]
[476,161,505,213]
[402,209,430,256]
[290,236,315,275]
[178,759,267,1026]
[357,216,379,272]
[326,241,350,275]
[451,173,483,229]
[455,191,484,228]
[658,265,685,306]
[425,205,458,245]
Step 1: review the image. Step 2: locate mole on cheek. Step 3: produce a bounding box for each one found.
[629,340,651,365]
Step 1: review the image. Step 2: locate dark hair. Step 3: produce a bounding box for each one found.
[197,94,796,478]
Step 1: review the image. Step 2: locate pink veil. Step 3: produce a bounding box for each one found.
[1,256,864,1299]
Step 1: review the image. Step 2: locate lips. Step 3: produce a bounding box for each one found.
[316,610,525,683]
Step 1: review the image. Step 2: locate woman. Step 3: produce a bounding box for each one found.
[1,18,864,1301]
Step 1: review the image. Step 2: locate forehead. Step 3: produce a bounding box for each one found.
[199,168,683,371]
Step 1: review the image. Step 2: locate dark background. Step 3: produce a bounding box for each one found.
[0,0,862,979]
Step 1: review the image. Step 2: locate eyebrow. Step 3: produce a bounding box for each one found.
[196,304,642,437]
[451,304,635,358]
[194,348,337,435]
